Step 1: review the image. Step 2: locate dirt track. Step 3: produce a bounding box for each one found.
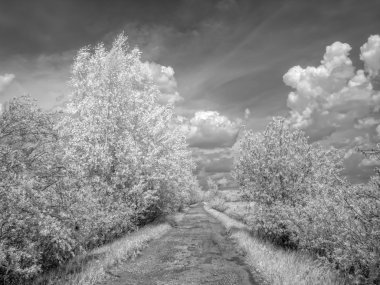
[102,205,259,285]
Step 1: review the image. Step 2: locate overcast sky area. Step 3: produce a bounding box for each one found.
[1,0,380,185]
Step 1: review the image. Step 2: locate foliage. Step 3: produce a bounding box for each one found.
[59,33,197,217]
[0,96,80,281]
[205,179,227,211]
[295,180,380,284]
[207,177,218,192]
[0,34,199,283]
[233,117,342,246]
[205,206,343,285]
[32,223,171,285]
[233,117,380,284]
[208,196,227,212]
[234,117,343,207]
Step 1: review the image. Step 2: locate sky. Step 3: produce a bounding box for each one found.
[1,0,380,186]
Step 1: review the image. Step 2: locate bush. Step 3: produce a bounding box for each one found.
[234,117,380,283]
[234,117,342,246]
[209,197,228,212]
[205,182,228,212]
[295,169,380,283]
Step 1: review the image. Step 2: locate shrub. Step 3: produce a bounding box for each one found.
[233,117,342,247]
[234,117,380,283]
[294,164,380,283]
[0,96,83,281]
[209,197,228,212]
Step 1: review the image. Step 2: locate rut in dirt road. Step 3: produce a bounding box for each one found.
[102,205,260,285]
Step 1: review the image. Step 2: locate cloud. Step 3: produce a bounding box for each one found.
[145,62,183,104]
[360,35,380,77]
[182,110,241,149]
[192,147,234,173]
[283,35,380,182]
[179,110,241,184]
[191,147,235,188]
[359,157,380,167]
[0,74,15,93]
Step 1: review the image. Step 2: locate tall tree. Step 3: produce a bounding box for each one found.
[59,33,197,217]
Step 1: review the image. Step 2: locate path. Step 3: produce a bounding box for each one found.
[102,205,259,285]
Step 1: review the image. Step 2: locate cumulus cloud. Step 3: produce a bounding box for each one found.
[182,110,241,149]
[283,35,380,182]
[192,147,235,189]
[192,147,234,173]
[0,73,15,93]
[360,35,380,77]
[180,111,241,184]
[359,157,380,167]
[145,62,183,104]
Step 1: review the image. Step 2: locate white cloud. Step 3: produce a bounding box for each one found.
[360,35,380,77]
[145,62,183,104]
[283,41,357,130]
[284,36,380,140]
[355,117,380,129]
[183,110,241,148]
[359,157,380,167]
[0,74,15,93]
[283,35,380,182]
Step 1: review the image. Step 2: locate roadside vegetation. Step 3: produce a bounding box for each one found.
[233,117,379,284]
[32,223,171,285]
[205,206,344,285]
[0,34,200,284]
[206,116,379,284]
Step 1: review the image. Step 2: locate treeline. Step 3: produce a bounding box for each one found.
[234,117,380,284]
[0,34,199,283]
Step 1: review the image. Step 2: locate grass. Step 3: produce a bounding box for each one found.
[219,189,242,202]
[204,205,248,232]
[33,222,172,285]
[224,201,254,222]
[204,205,344,285]
[207,189,254,221]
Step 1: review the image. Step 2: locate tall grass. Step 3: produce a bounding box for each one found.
[205,205,344,285]
[205,205,248,232]
[223,201,254,222]
[33,223,171,285]
[234,231,344,285]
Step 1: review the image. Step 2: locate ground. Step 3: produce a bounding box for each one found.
[101,204,259,285]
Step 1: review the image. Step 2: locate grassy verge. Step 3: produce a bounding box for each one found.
[223,201,254,222]
[33,223,171,285]
[204,204,248,232]
[204,205,343,285]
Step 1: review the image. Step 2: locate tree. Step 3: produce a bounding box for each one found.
[233,117,342,207]
[0,33,200,283]
[233,117,342,247]
[58,33,197,222]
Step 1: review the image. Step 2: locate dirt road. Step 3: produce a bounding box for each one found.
[102,205,259,285]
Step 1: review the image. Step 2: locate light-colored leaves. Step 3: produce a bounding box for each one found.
[0,34,200,283]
